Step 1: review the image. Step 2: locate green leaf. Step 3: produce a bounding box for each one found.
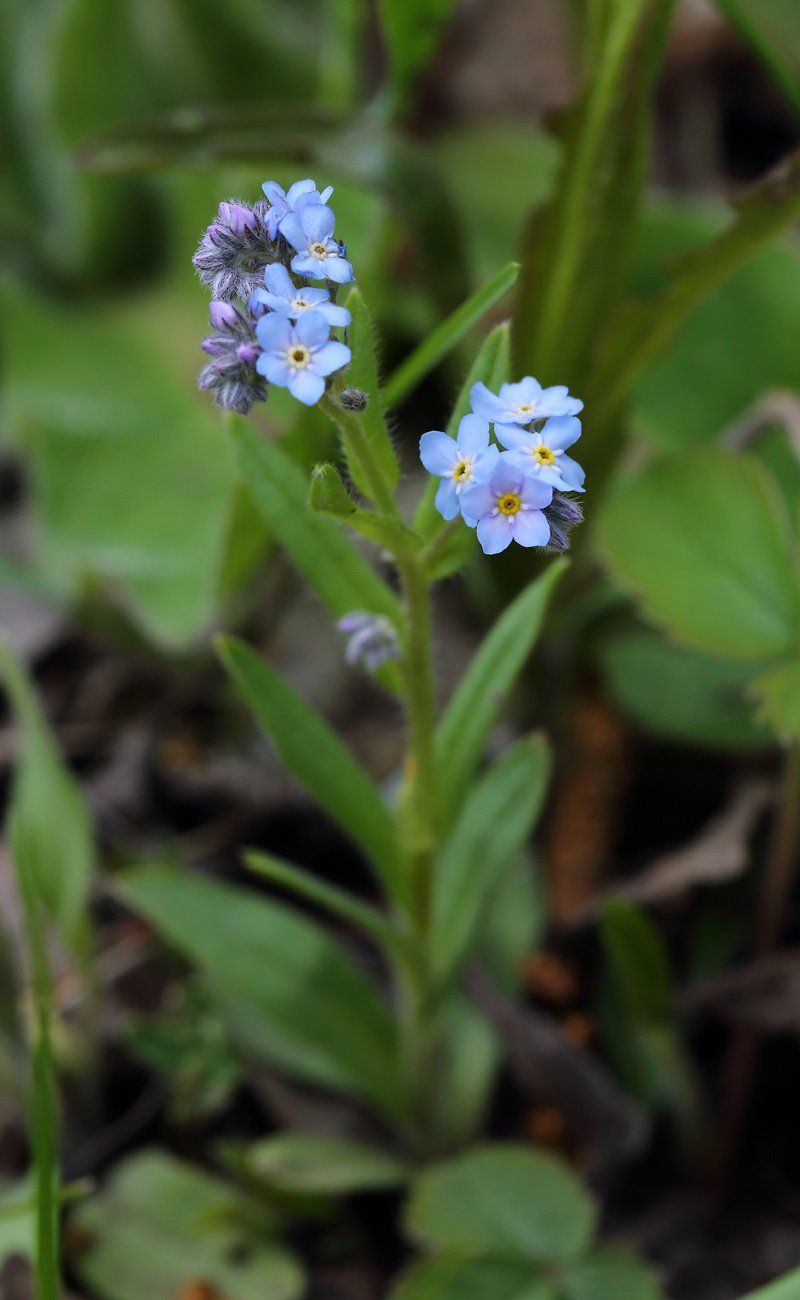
[750,659,800,739]
[435,560,567,825]
[596,449,800,660]
[405,1143,597,1264]
[309,464,421,558]
[244,850,417,966]
[481,854,548,992]
[218,636,405,900]
[117,866,405,1120]
[391,1256,548,1300]
[70,1149,303,1300]
[430,735,551,983]
[342,289,400,490]
[383,263,520,411]
[561,1245,665,1300]
[600,898,674,1023]
[735,1264,800,1300]
[235,1134,409,1196]
[416,325,509,553]
[598,628,773,751]
[230,417,400,625]
[428,1000,502,1149]
[714,0,800,117]
[377,0,459,118]
[0,643,93,963]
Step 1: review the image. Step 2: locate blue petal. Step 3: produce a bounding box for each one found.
[290,253,321,277]
[490,457,524,495]
[477,513,513,554]
[435,476,460,520]
[542,414,581,451]
[324,255,355,284]
[459,481,495,520]
[263,263,294,297]
[289,368,326,405]
[456,414,490,457]
[314,302,352,327]
[295,311,330,349]
[262,181,286,203]
[557,453,586,490]
[255,313,292,351]
[501,377,542,408]
[257,354,290,386]
[494,422,533,451]
[312,340,351,377]
[420,430,459,476]
[513,509,551,548]
[286,179,317,205]
[472,444,500,481]
[519,476,554,509]
[470,381,507,422]
[278,213,305,251]
[300,204,336,241]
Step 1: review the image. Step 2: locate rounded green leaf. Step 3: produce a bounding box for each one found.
[597,449,800,659]
[405,1144,597,1264]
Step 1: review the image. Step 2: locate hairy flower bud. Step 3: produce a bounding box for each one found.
[339,387,368,412]
[198,302,267,415]
[192,197,277,302]
[542,492,583,552]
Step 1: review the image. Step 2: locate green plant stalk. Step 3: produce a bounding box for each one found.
[14,842,61,1300]
[320,389,401,520]
[397,556,438,915]
[531,0,648,376]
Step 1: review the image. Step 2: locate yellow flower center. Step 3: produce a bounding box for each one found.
[310,241,329,259]
[517,402,537,417]
[290,346,310,367]
[453,460,471,481]
[498,492,521,515]
[533,445,555,466]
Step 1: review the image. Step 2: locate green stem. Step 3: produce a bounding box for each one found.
[319,390,400,519]
[418,518,462,574]
[397,558,438,929]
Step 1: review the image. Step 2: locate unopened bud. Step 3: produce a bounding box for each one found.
[209,300,239,330]
[340,387,368,412]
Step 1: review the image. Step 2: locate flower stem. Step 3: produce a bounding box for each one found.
[319,390,399,519]
[397,557,438,929]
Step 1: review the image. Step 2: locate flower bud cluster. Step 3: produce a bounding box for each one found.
[193,180,355,412]
[419,378,586,555]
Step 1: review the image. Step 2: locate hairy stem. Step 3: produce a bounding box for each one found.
[398,558,438,920]
[319,389,399,518]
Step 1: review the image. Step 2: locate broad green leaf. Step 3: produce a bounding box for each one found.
[405,1144,597,1264]
[70,1149,303,1300]
[735,1264,800,1300]
[377,0,459,118]
[714,0,800,116]
[600,897,674,1024]
[631,207,800,450]
[118,866,405,1119]
[229,417,400,626]
[218,636,405,899]
[309,463,421,558]
[0,643,93,963]
[244,850,417,966]
[598,628,773,751]
[436,560,567,825]
[342,288,400,490]
[0,278,237,645]
[588,145,800,435]
[430,735,551,983]
[391,1256,549,1300]
[751,659,800,740]
[236,1134,409,1196]
[562,1245,665,1300]
[596,450,800,660]
[413,321,511,549]
[383,263,519,410]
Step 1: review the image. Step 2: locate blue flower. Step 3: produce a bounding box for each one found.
[279,204,355,284]
[460,457,553,554]
[419,415,500,522]
[255,310,350,405]
[249,263,352,327]
[471,377,583,426]
[338,612,399,672]
[496,415,585,492]
[262,179,333,240]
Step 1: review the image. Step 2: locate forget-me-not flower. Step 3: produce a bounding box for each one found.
[496,415,585,492]
[419,415,500,522]
[460,458,553,554]
[280,204,355,284]
[262,179,333,240]
[471,377,583,427]
[255,310,350,405]
[249,263,352,327]
[338,612,399,673]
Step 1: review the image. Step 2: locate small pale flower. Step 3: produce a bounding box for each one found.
[460,457,553,555]
[255,310,350,406]
[338,612,399,673]
[262,179,333,240]
[250,262,351,327]
[471,376,583,426]
[280,204,355,284]
[419,415,500,522]
[496,415,585,492]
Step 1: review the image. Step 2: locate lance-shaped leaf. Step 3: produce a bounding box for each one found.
[750,659,800,741]
[383,262,519,411]
[435,560,566,825]
[429,735,550,984]
[218,636,406,900]
[713,0,800,118]
[228,1133,409,1197]
[309,464,421,559]
[0,642,93,964]
[341,289,399,493]
[118,866,405,1120]
[596,449,800,660]
[377,0,460,120]
[588,145,800,432]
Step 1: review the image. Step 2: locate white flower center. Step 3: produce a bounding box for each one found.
[291,297,311,312]
[310,241,330,261]
[514,402,538,419]
[288,345,311,370]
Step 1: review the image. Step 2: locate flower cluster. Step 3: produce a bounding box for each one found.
[419,378,585,555]
[193,180,354,412]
